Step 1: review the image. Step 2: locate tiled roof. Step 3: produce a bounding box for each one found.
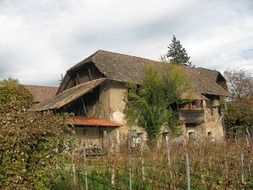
[23,85,58,103]
[68,117,120,127]
[181,66,228,96]
[67,50,228,96]
[68,50,160,84]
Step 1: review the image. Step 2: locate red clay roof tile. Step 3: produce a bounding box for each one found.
[68,117,120,127]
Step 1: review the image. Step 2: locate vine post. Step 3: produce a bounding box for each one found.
[140,136,145,181]
[185,151,191,190]
[165,134,172,179]
[83,141,88,190]
[128,130,133,190]
[241,153,245,184]
[72,152,77,186]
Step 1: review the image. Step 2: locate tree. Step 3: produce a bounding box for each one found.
[166,35,192,66]
[124,64,188,147]
[0,79,75,189]
[224,69,253,99]
[225,96,253,127]
[223,70,253,137]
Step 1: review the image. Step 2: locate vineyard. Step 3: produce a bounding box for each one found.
[67,139,253,190]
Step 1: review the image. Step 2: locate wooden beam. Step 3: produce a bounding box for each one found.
[76,73,80,85]
[58,73,70,93]
[81,97,88,116]
[88,68,92,81]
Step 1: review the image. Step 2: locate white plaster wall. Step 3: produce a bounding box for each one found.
[108,81,127,125]
[107,81,147,142]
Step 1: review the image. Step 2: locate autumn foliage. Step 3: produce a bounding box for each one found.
[224,70,253,136]
[0,79,75,189]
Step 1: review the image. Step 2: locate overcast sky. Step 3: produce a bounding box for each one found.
[0,0,253,86]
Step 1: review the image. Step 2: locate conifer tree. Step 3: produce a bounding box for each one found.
[166,35,192,66]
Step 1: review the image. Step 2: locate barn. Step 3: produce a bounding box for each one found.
[33,50,229,150]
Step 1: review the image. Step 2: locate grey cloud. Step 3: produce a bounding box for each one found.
[1,0,253,85]
[241,48,253,60]
[0,50,21,77]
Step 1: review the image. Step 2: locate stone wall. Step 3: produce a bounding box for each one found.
[183,99,224,141]
[98,81,225,143]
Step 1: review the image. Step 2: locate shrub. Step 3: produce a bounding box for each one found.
[0,79,75,189]
[0,78,33,111]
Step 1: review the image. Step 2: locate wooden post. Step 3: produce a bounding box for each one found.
[246,135,250,147]
[128,132,132,190]
[246,127,250,147]
[88,68,92,80]
[72,152,77,186]
[224,159,228,179]
[241,153,245,184]
[140,137,145,181]
[185,151,191,190]
[111,162,115,186]
[83,143,88,190]
[199,146,204,185]
[245,128,251,179]
[166,135,172,179]
[81,98,88,116]
[76,72,80,85]
[110,143,116,186]
[103,130,108,154]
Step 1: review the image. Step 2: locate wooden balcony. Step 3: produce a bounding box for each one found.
[178,110,204,124]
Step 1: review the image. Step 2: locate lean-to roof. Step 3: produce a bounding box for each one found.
[33,78,106,111]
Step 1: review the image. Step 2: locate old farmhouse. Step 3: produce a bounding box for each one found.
[33,50,229,149]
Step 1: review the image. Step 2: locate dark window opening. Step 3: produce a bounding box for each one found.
[188,131,195,140]
[62,86,100,116]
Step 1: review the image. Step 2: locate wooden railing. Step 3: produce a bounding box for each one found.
[178,110,204,124]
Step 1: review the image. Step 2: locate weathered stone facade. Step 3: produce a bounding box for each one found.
[34,50,228,148]
[97,81,225,142]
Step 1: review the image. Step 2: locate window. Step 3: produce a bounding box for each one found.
[188,131,195,140]
[208,131,215,141]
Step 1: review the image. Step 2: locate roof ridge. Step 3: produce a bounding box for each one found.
[95,49,160,63]
[23,84,58,88]
[197,67,219,73]
[67,50,101,72]
[68,49,161,72]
